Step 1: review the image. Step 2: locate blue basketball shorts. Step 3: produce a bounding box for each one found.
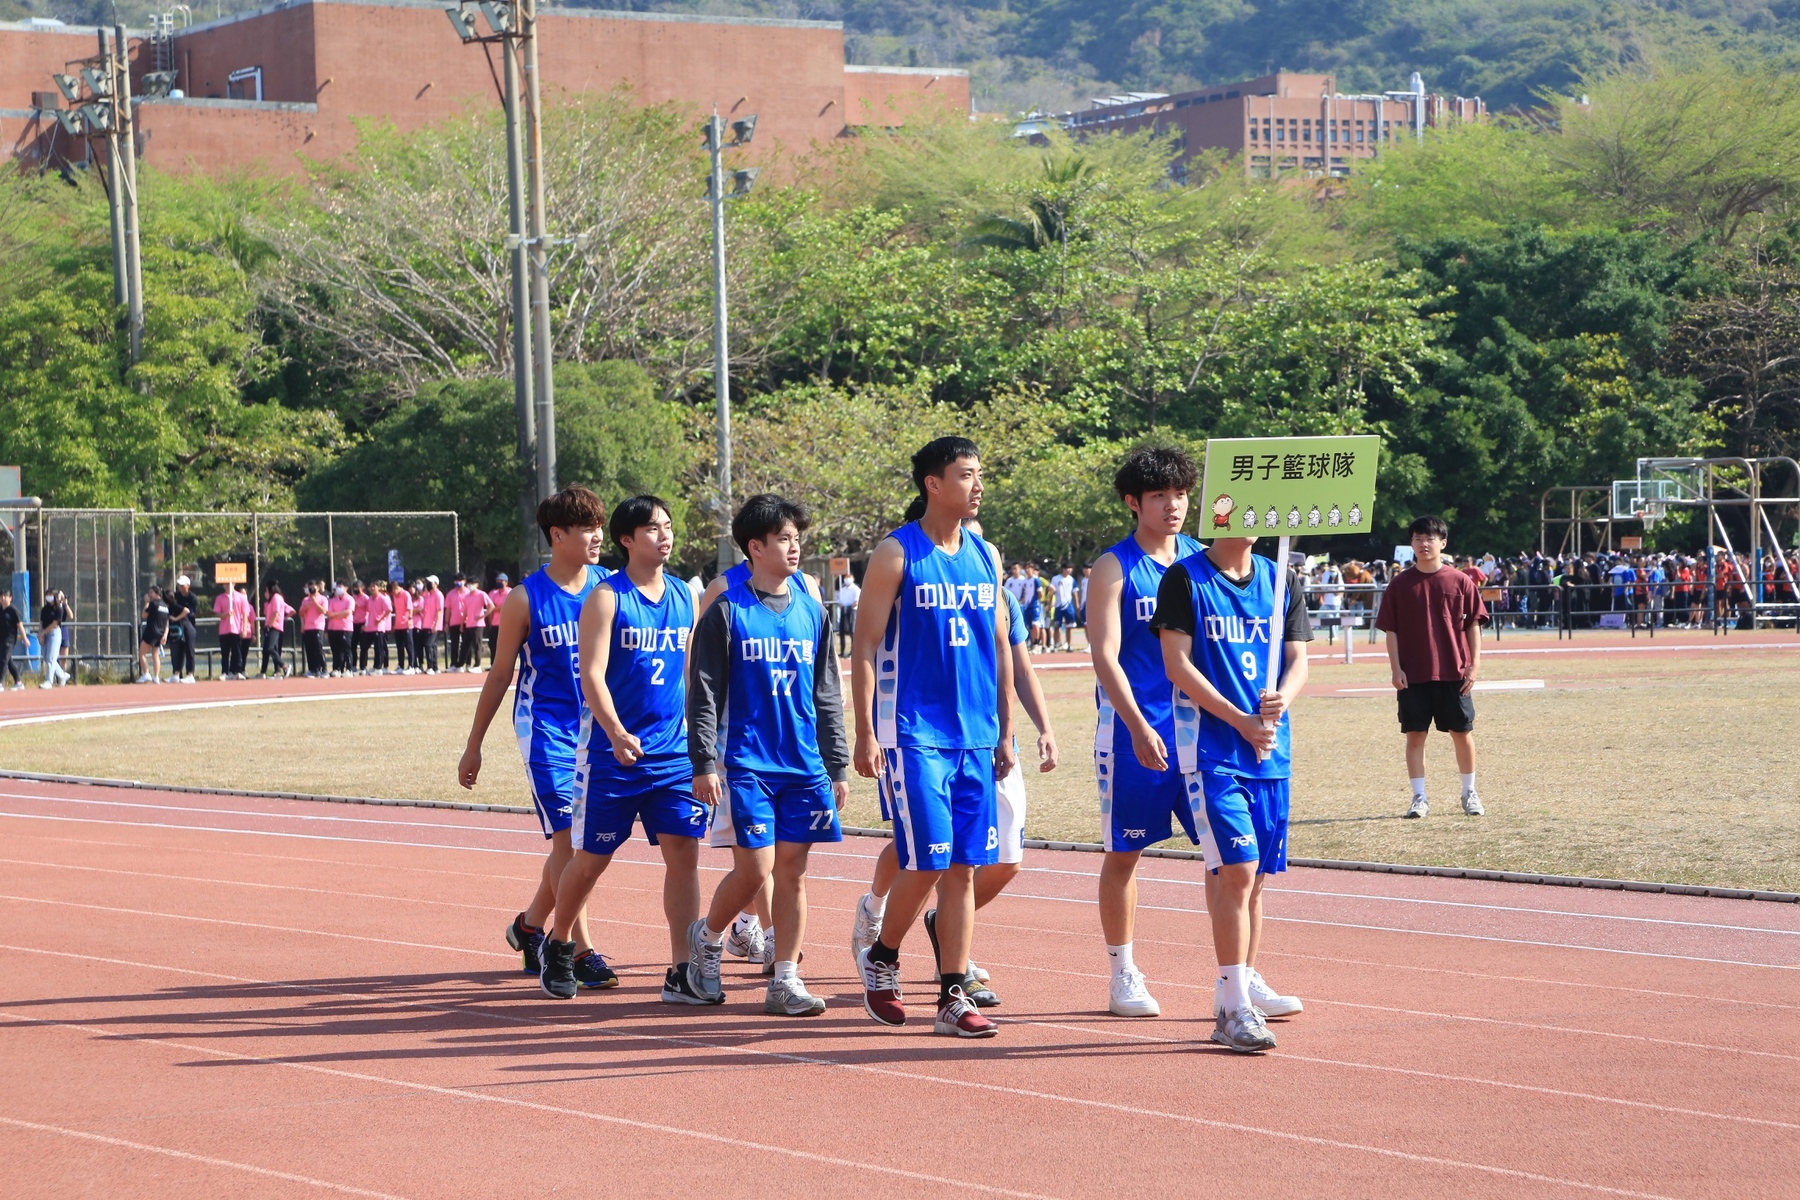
[1095,712,1196,853]
[573,751,706,854]
[883,746,998,872]
[522,755,575,838]
[724,771,842,849]
[1184,771,1290,875]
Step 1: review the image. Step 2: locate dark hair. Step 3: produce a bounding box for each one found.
[732,493,810,555]
[1408,515,1450,539]
[610,494,671,547]
[905,436,979,523]
[537,485,608,542]
[1113,444,1198,501]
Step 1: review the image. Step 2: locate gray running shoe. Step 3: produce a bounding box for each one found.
[764,975,827,1016]
[1211,1004,1278,1053]
[687,919,724,1002]
[1405,795,1428,819]
[850,894,882,976]
[661,963,724,1006]
[1461,790,1484,816]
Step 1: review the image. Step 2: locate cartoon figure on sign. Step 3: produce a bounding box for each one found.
[1328,504,1342,527]
[1287,506,1302,529]
[1264,507,1280,529]
[1212,494,1235,529]
[1347,503,1362,527]
[1241,505,1258,531]
[1308,505,1322,527]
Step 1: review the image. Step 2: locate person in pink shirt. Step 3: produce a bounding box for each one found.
[298,581,329,677]
[389,581,415,674]
[484,573,512,666]
[445,572,469,671]
[366,581,394,674]
[260,582,296,678]
[459,576,492,672]
[419,576,444,673]
[213,580,254,680]
[325,584,355,676]
[351,582,372,674]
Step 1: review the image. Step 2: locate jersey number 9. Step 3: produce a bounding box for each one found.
[1240,650,1258,681]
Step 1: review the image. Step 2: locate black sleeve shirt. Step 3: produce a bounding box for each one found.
[1151,562,1314,646]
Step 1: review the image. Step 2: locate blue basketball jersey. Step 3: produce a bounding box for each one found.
[1098,533,1201,737]
[1171,551,1293,780]
[514,564,611,763]
[587,571,694,767]
[720,579,828,780]
[876,522,1000,750]
[722,560,751,589]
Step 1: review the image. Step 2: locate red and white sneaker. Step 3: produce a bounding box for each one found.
[934,985,997,1038]
[859,946,906,1027]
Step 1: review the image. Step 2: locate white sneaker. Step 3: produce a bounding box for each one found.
[1247,968,1303,1017]
[967,960,990,984]
[725,916,765,960]
[1405,795,1428,819]
[136,673,153,684]
[1108,967,1161,1017]
[1462,790,1484,816]
[850,893,882,974]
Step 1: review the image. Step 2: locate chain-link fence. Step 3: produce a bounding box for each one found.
[10,509,460,680]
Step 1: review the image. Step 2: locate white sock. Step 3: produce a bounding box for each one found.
[1218,963,1251,1013]
[1106,942,1135,980]
[702,923,727,946]
[1460,772,1476,797]
[1409,777,1426,801]
[733,911,760,933]
[866,891,887,918]
[773,959,798,983]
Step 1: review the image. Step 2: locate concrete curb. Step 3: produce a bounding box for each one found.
[7,769,1793,904]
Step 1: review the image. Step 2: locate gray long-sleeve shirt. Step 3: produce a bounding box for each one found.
[687,586,849,782]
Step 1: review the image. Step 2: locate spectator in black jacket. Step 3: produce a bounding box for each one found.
[0,588,23,691]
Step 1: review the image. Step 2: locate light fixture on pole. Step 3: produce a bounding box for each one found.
[704,108,758,574]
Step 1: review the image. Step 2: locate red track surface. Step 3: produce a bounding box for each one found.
[2,777,1797,1198]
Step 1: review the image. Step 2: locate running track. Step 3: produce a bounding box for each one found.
[2,777,1797,1199]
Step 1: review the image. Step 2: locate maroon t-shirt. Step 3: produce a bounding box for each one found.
[1374,565,1488,683]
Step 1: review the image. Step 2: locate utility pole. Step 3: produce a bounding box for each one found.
[704,111,758,574]
[113,26,145,363]
[448,1,537,576]
[521,0,556,519]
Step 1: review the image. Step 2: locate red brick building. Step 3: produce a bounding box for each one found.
[1,3,969,176]
[1049,71,1484,179]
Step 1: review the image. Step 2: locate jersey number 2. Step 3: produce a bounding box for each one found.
[650,657,666,686]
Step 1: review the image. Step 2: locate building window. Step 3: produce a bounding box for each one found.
[1302,126,1311,142]
[227,66,263,101]
[1356,128,1364,142]
[1276,125,1285,142]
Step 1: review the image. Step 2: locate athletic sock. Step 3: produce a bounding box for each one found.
[865,891,887,918]
[702,923,727,946]
[733,911,760,934]
[1106,942,1135,980]
[1409,777,1426,802]
[868,940,900,966]
[1218,963,1251,1014]
[773,960,798,983]
[1460,772,1477,797]
[939,971,964,1004]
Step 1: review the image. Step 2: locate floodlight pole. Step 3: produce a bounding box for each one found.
[521,0,556,520]
[502,27,537,579]
[707,112,734,574]
[114,25,145,363]
[94,31,128,312]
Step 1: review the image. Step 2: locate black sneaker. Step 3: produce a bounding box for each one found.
[539,937,577,1000]
[573,949,619,990]
[923,907,942,975]
[660,963,725,1006]
[962,973,1000,1008]
[506,913,545,975]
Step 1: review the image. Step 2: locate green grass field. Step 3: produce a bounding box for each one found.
[3,645,1795,891]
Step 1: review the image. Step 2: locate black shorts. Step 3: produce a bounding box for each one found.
[1397,681,1475,734]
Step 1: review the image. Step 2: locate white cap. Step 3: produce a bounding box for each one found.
[176,575,190,587]
[427,574,439,586]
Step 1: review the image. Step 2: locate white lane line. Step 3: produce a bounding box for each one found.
[14,788,1796,939]
[0,792,539,834]
[0,686,484,730]
[0,1012,1057,1200]
[0,1115,411,1198]
[0,1005,1690,1199]
[6,809,1797,971]
[1338,679,1545,693]
[1461,642,1800,657]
